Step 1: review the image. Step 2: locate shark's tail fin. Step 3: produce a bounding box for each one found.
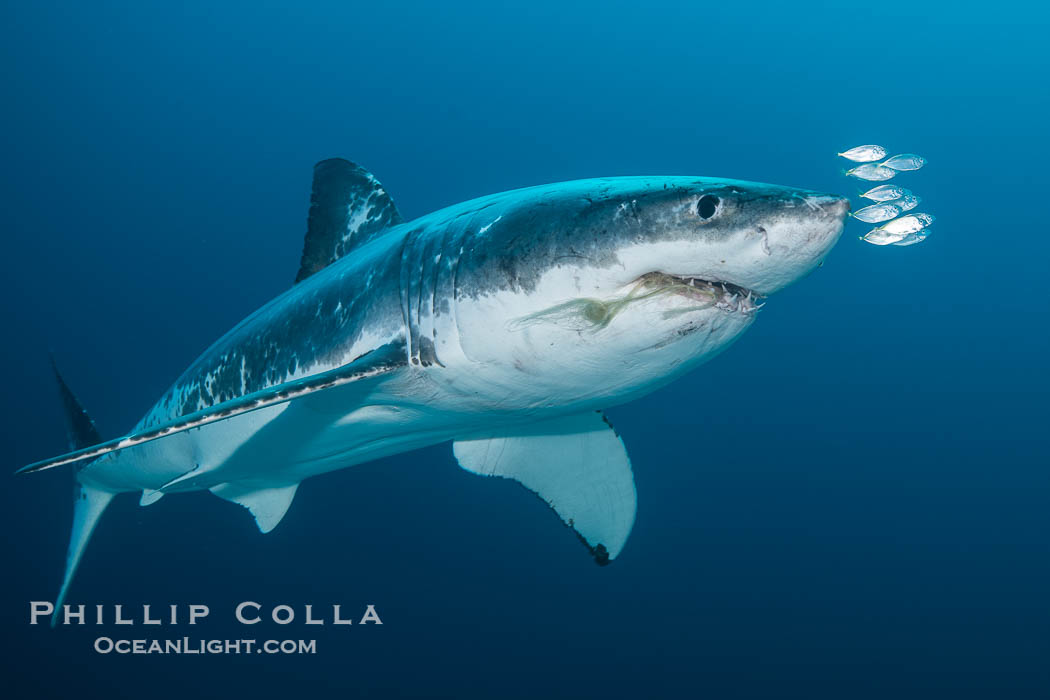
[49,357,116,627]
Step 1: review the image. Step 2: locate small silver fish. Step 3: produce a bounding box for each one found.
[878,213,935,235]
[846,164,896,181]
[893,194,921,212]
[881,154,926,171]
[852,202,902,223]
[860,184,910,202]
[893,232,929,246]
[838,145,888,162]
[861,229,907,246]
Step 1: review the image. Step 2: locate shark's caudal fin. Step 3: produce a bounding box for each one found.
[49,360,117,627]
[453,411,636,564]
[54,484,114,627]
[51,355,101,449]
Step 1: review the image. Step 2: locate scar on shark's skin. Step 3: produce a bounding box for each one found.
[25,158,848,621]
[758,226,772,256]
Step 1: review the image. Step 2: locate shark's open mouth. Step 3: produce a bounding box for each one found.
[635,272,764,315]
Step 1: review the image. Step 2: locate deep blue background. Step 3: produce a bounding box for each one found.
[2,1,1047,697]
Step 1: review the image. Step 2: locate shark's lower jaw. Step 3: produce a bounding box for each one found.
[634,272,764,315]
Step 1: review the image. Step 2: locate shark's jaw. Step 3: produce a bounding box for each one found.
[632,271,763,316]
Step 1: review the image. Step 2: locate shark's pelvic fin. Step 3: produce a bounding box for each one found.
[139,489,164,506]
[156,462,206,492]
[49,359,117,627]
[453,411,636,564]
[18,340,407,475]
[210,481,300,533]
[295,158,402,284]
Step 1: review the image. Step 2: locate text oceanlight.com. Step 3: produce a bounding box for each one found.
[94,637,318,655]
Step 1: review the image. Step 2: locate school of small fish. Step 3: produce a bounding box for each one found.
[837,144,934,246]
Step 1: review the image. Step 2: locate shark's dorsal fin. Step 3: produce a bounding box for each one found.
[453,411,636,564]
[295,158,402,284]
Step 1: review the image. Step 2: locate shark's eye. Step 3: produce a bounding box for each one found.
[696,195,720,219]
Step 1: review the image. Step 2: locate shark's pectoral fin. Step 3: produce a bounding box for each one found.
[453,411,636,564]
[210,481,300,534]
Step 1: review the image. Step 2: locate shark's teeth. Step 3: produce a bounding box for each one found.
[634,272,764,316]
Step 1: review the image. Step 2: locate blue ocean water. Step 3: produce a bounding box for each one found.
[2,1,1047,697]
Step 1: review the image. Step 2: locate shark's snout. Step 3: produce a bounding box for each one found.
[810,194,851,216]
[740,190,849,296]
[787,192,850,224]
[798,193,850,247]
[801,192,850,237]
[820,195,851,224]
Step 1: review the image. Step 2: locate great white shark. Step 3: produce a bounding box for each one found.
[23,159,849,620]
